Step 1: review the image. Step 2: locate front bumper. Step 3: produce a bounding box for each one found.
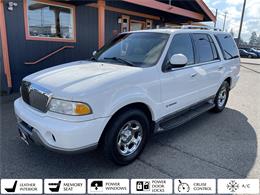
[14,98,109,153]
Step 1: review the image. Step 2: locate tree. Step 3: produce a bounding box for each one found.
[257,35,260,47]
[249,32,258,46]
[239,38,248,46]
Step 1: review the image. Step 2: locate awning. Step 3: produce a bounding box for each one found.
[121,0,216,22]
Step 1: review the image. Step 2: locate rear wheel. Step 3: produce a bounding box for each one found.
[211,81,229,113]
[103,109,150,165]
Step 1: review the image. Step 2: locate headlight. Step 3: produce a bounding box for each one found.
[48,98,92,116]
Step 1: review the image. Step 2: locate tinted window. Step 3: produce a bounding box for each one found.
[215,34,239,60]
[208,35,219,60]
[192,34,215,63]
[165,33,194,65]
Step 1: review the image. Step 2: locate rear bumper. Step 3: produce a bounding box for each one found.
[14,98,109,153]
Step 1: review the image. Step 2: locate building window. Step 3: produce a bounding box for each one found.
[121,15,130,32]
[130,20,145,31]
[25,0,76,42]
[146,19,153,29]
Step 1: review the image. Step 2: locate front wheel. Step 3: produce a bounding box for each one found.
[103,109,150,165]
[211,81,229,113]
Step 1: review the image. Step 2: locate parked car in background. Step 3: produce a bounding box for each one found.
[245,48,260,58]
[239,49,257,58]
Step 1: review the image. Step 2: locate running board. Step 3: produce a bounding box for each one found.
[155,101,215,133]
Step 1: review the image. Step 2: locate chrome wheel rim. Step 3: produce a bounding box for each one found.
[217,87,227,107]
[117,120,143,156]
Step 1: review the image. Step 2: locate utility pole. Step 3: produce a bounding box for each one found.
[214,9,218,28]
[237,0,246,46]
[222,12,227,31]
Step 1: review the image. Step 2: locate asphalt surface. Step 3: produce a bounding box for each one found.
[0,60,259,180]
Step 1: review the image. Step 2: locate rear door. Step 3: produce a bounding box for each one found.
[190,33,223,101]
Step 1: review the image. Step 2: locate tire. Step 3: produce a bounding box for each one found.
[248,55,252,58]
[103,109,150,165]
[211,81,230,113]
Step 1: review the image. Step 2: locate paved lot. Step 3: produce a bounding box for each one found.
[0,62,259,180]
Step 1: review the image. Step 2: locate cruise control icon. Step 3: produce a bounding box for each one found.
[177,180,190,193]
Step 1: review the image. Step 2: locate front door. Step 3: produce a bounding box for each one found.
[160,33,201,116]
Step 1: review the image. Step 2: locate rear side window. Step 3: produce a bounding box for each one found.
[165,33,194,65]
[192,34,216,63]
[215,34,239,60]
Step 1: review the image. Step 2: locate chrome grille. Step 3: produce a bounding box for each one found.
[20,81,51,112]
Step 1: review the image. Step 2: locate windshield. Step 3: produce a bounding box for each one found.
[93,32,169,67]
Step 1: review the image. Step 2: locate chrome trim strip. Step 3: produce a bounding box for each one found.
[21,80,52,113]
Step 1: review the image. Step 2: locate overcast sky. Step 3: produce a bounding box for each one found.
[204,0,260,42]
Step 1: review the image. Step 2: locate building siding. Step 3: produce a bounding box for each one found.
[2,0,210,92]
[4,1,98,91]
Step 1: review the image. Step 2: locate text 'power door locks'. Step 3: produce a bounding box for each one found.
[131,179,173,194]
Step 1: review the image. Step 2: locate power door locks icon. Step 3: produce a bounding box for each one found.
[136,181,150,191]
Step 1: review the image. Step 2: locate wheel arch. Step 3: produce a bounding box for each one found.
[224,77,232,88]
[98,102,154,144]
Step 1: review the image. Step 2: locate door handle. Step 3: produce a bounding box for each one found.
[191,73,197,77]
[218,66,224,70]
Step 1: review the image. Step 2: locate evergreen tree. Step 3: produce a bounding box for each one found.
[249,32,258,46]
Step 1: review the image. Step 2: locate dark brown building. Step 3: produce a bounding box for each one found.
[0,0,216,93]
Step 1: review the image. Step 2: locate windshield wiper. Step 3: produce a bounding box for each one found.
[104,57,135,66]
[223,49,239,59]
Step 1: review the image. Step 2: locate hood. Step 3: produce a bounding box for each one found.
[24,61,140,97]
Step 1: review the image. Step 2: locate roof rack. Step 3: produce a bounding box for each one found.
[159,25,222,31]
[181,25,222,31]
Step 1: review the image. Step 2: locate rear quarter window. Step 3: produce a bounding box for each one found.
[214,34,239,60]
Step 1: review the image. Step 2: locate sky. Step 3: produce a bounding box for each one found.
[203,0,260,42]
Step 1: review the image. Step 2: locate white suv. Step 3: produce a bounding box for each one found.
[14,28,240,165]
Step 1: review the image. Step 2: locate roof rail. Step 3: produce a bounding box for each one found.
[181,25,222,31]
[158,25,222,31]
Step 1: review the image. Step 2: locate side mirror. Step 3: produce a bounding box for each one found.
[92,50,97,56]
[169,54,188,68]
